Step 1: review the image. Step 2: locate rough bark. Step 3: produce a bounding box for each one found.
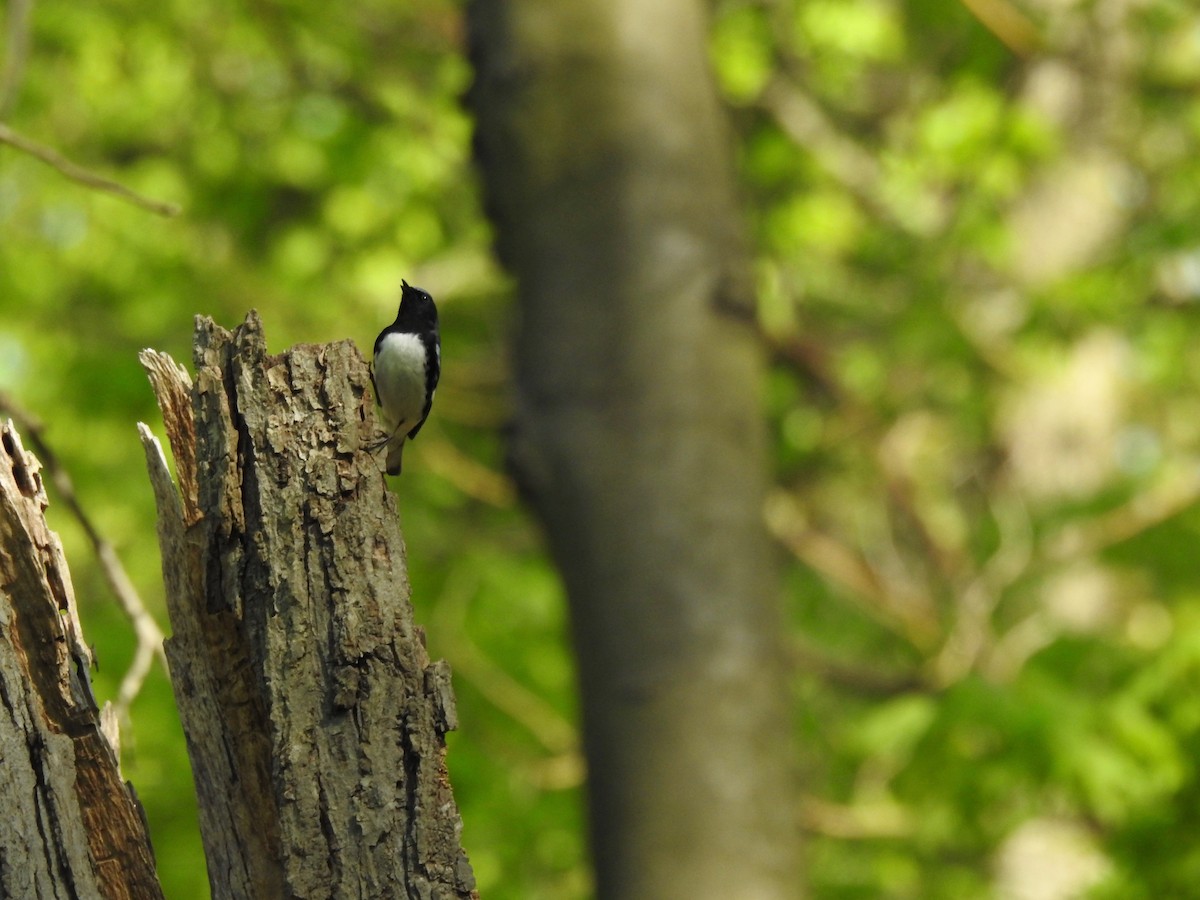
[467,1,801,898]
[0,421,164,899]
[138,312,476,900]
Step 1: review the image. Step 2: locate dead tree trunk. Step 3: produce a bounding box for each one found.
[467,1,801,897]
[138,312,477,900]
[0,421,164,899]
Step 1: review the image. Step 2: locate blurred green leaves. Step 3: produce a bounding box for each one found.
[2,1,531,898]
[713,0,1200,895]
[6,0,1200,896]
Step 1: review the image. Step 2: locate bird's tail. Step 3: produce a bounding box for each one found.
[385,435,405,475]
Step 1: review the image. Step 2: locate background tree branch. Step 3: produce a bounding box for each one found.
[0,122,180,217]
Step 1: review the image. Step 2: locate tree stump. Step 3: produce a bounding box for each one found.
[139,311,476,899]
[0,421,163,899]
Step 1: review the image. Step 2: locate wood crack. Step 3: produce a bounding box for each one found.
[140,313,477,899]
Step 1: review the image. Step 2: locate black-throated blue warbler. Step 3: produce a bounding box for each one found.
[372,280,440,475]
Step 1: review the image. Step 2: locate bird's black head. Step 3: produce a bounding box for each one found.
[396,279,438,332]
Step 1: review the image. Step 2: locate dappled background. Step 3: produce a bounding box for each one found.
[3,0,1199,896]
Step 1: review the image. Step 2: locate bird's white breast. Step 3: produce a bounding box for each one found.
[374,332,427,430]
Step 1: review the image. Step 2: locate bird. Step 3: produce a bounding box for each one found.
[372,280,440,475]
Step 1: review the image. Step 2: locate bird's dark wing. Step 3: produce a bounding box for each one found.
[406,331,441,441]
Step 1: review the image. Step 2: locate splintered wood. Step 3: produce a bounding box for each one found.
[139,312,477,900]
[0,421,163,900]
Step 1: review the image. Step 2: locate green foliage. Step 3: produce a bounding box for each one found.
[713,0,1200,895]
[3,1,558,898]
[5,0,1200,895]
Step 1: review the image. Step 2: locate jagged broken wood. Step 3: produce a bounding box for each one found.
[138,312,476,899]
[0,421,163,899]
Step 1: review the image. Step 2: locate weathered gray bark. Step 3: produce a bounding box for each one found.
[0,421,164,900]
[138,313,476,900]
[467,2,801,897]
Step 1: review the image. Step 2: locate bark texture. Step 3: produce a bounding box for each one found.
[467,1,800,897]
[0,421,163,899]
[138,312,476,900]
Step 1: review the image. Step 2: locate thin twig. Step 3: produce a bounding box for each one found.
[790,636,926,697]
[764,489,942,650]
[959,0,1042,56]
[420,436,515,507]
[0,393,169,719]
[0,122,181,217]
[431,568,579,759]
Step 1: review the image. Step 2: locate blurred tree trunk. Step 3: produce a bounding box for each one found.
[138,314,477,900]
[467,2,800,897]
[0,422,164,899]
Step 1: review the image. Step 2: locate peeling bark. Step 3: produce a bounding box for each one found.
[0,421,163,900]
[139,312,476,900]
